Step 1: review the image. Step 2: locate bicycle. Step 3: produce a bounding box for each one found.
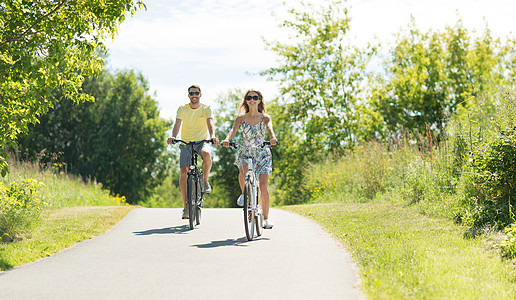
[172,139,213,230]
[228,141,276,241]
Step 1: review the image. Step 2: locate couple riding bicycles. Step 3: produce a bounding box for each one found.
[167,85,278,231]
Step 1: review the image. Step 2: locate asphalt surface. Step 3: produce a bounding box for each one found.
[0,208,365,299]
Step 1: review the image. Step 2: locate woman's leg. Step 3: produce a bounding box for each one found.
[258,173,270,219]
[238,163,248,193]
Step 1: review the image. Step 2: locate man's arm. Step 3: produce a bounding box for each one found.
[207,118,220,146]
[167,118,182,144]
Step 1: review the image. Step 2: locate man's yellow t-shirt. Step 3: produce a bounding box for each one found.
[176,103,213,142]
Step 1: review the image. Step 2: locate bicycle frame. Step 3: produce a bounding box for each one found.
[228,141,275,240]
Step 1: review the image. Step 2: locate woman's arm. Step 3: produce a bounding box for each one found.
[222,115,244,147]
[263,114,278,145]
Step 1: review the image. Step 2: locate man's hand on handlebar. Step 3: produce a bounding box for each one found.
[167,137,177,145]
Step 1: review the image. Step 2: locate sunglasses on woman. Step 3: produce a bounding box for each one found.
[245,95,260,101]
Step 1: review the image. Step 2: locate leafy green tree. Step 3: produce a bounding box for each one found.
[210,89,245,208]
[371,19,516,139]
[260,0,380,204]
[0,0,145,175]
[261,0,378,156]
[266,100,314,205]
[17,70,171,204]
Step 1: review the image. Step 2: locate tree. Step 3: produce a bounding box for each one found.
[371,18,516,139]
[0,0,145,175]
[266,100,315,205]
[261,0,377,156]
[210,89,245,208]
[17,70,171,204]
[260,0,379,204]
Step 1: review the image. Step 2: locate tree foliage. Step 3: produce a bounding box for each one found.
[17,70,171,204]
[0,0,145,175]
[260,1,380,204]
[371,18,516,139]
[261,0,378,155]
[210,89,245,208]
[266,100,314,205]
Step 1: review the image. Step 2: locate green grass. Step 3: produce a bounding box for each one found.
[0,159,134,271]
[4,159,128,208]
[285,203,516,299]
[0,205,134,271]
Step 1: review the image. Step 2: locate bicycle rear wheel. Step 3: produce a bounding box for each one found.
[243,181,255,241]
[187,175,197,230]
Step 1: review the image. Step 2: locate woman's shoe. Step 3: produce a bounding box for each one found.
[263,219,274,229]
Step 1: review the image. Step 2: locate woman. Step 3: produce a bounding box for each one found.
[222,89,278,229]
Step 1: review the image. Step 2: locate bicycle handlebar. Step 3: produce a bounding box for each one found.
[171,139,214,146]
[227,141,279,149]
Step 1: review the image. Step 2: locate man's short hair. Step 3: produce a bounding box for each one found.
[188,85,201,93]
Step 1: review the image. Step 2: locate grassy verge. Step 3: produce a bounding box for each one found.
[285,203,516,299]
[0,205,134,271]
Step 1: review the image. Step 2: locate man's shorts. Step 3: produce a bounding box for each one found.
[179,142,211,167]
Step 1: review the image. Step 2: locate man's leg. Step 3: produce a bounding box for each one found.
[200,147,212,184]
[179,166,188,208]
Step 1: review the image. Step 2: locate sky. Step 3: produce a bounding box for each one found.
[103,0,516,121]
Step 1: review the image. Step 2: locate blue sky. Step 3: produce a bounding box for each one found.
[103,0,515,121]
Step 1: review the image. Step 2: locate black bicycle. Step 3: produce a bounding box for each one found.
[228,141,276,240]
[172,139,213,230]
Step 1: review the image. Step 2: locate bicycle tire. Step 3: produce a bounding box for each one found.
[243,181,255,241]
[255,187,263,237]
[195,179,202,225]
[187,175,196,230]
[196,205,201,225]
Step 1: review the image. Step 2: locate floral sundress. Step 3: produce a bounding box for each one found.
[235,115,272,176]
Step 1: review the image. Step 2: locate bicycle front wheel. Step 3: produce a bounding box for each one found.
[187,175,197,230]
[255,188,263,237]
[195,180,202,225]
[243,181,255,241]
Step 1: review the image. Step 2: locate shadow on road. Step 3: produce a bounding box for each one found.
[133,224,190,236]
[191,237,270,248]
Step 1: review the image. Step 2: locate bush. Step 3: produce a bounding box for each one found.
[0,180,46,242]
[459,127,516,230]
[500,223,516,259]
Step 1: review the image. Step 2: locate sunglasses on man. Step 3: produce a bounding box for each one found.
[189,92,200,96]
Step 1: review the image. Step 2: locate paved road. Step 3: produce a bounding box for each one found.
[0,208,365,299]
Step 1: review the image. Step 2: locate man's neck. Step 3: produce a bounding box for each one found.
[189,102,200,109]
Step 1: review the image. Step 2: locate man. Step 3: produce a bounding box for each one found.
[167,85,219,219]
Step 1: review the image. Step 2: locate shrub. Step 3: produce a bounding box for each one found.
[459,127,516,230]
[500,223,516,259]
[0,180,45,242]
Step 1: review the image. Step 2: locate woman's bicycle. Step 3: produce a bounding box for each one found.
[172,139,213,230]
[228,141,275,241]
